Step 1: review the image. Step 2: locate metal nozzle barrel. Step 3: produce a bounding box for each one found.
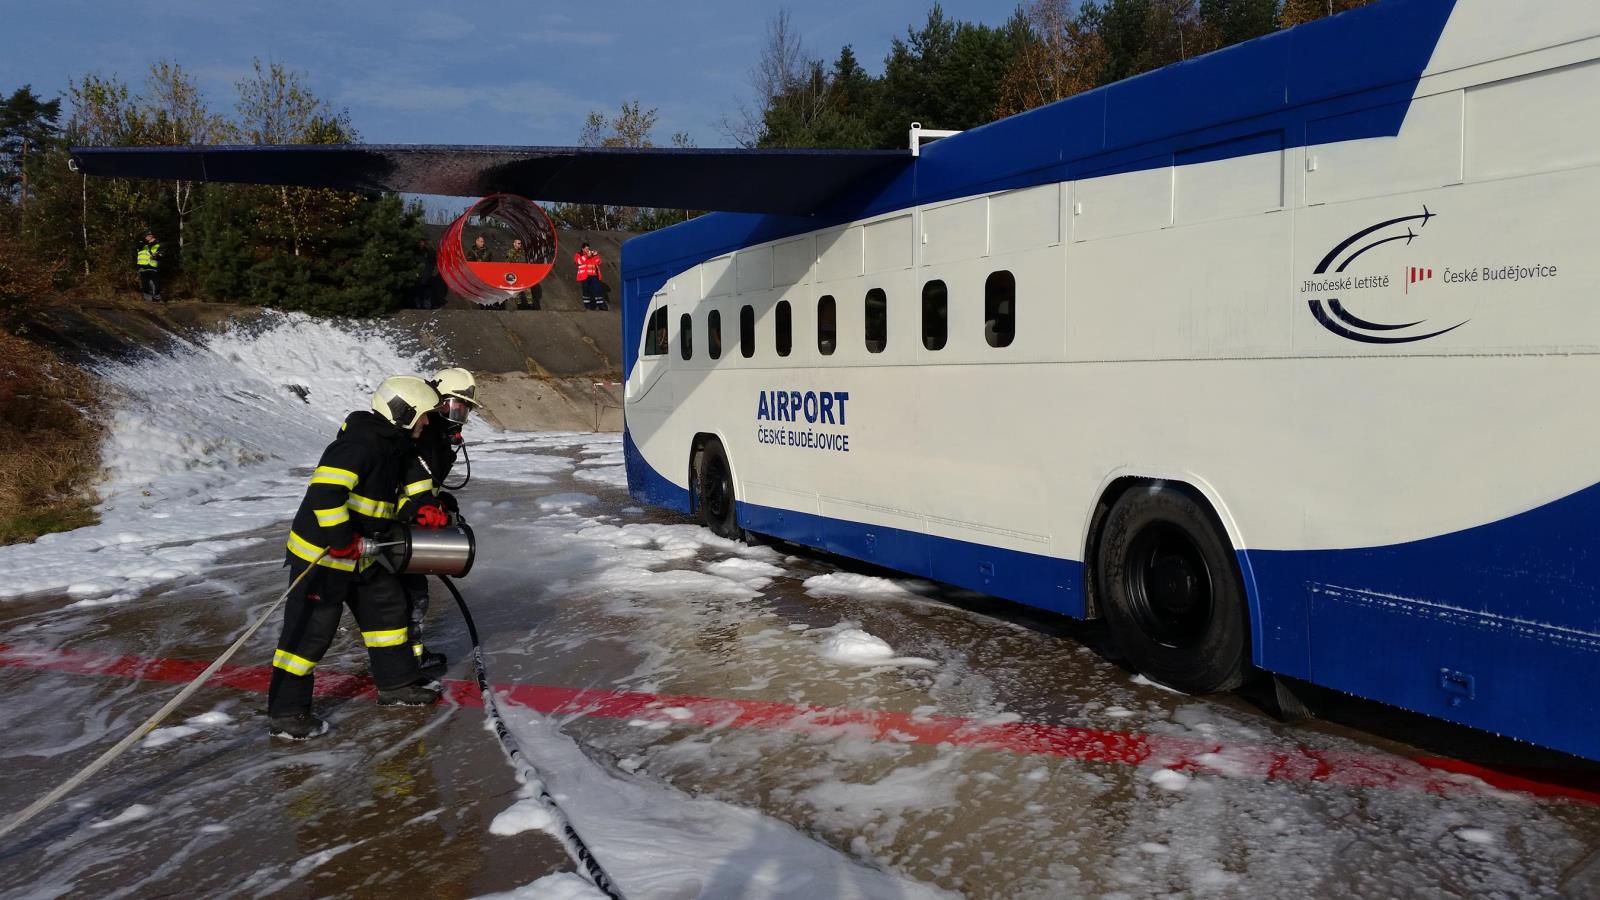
[362,524,476,577]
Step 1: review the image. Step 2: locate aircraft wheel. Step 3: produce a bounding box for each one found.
[696,438,740,540]
[1096,484,1249,694]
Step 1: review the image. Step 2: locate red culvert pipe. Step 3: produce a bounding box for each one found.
[439,194,558,305]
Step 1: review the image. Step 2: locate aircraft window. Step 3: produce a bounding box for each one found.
[985,271,1016,348]
[817,295,836,356]
[865,288,887,353]
[775,300,792,357]
[740,305,756,358]
[679,312,693,360]
[922,280,947,351]
[645,306,669,357]
[708,309,723,360]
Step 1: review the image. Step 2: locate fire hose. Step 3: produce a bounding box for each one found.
[438,575,627,900]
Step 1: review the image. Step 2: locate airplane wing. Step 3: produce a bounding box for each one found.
[68,144,912,216]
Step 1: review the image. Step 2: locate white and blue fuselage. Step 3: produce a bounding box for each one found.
[619,0,1600,760]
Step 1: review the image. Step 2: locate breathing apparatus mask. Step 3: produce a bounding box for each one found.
[440,396,471,428]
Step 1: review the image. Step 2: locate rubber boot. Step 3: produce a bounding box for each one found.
[268,712,330,741]
[378,680,443,707]
[418,649,448,678]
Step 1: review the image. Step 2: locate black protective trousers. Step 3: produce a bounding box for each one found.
[267,563,422,717]
[138,269,161,301]
[403,573,431,656]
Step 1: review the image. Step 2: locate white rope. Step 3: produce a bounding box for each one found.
[0,553,325,842]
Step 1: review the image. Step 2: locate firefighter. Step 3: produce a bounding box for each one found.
[396,367,481,675]
[136,231,163,302]
[267,375,448,740]
[575,242,606,310]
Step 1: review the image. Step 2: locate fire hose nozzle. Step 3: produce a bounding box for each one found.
[358,527,476,577]
[359,538,406,559]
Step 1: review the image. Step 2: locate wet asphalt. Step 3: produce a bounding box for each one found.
[2,436,1599,899]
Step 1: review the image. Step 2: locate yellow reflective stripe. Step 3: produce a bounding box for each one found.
[412,644,424,657]
[346,493,396,520]
[286,530,356,572]
[313,505,350,527]
[310,466,358,489]
[403,479,433,498]
[272,649,317,676]
[362,628,409,648]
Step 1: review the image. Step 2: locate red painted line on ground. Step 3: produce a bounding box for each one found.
[3,642,1597,805]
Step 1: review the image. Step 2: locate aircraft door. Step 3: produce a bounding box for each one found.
[628,292,672,405]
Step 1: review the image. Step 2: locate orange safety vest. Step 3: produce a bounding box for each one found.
[575,251,602,281]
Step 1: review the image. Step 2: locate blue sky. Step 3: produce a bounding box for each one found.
[4,0,1019,148]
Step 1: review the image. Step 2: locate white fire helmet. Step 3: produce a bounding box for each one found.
[372,375,440,429]
[433,367,480,407]
[433,367,480,426]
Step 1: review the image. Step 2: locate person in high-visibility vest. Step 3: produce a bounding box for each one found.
[136,231,163,302]
[574,242,606,310]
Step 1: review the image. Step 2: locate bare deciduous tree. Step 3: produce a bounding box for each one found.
[235,59,355,257]
[552,101,695,231]
[720,8,817,148]
[144,61,234,248]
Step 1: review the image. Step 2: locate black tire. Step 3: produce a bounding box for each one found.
[695,438,740,540]
[1096,484,1249,694]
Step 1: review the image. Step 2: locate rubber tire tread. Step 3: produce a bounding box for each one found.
[696,438,740,540]
[1097,485,1249,694]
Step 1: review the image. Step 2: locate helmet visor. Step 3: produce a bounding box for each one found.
[440,396,471,426]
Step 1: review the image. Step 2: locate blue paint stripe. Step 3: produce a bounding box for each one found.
[623,428,691,514]
[737,502,1084,618]
[622,427,1082,615]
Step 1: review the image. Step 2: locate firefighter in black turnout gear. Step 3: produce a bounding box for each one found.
[396,367,480,675]
[267,375,446,740]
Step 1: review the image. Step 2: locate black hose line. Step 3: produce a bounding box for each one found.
[438,576,625,900]
[444,444,470,491]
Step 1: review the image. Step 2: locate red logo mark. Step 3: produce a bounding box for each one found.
[1406,266,1433,294]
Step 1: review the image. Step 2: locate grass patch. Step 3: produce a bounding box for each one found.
[0,330,103,546]
[0,504,99,545]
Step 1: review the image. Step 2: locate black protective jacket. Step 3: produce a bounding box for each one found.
[397,417,460,522]
[285,411,413,576]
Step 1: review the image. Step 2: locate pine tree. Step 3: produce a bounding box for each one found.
[327,194,425,317]
[0,85,63,208]
[1200,0,1280,46]
[190,186,255,301]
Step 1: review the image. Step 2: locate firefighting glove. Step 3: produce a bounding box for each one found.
[414,505,449,528]
[327,535,363,559]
